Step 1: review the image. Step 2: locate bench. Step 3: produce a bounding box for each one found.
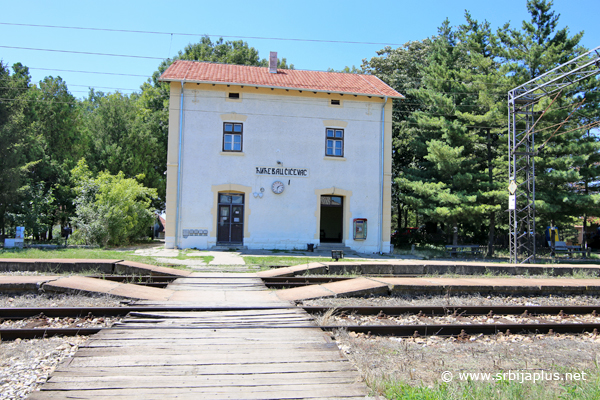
[445,245,484,258]
[548,241,591,259]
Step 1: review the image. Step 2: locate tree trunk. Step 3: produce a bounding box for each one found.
[485,129,494,257]
[48,224,53,241]
[397,201,403,230]
[583,179,589,248]
[487,213,495,257]
[583,214,588,249]
[452,221,458,245]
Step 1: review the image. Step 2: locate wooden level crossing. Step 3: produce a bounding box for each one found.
[30,274,368,399]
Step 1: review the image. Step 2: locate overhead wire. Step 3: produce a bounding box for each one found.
[2,20,598,99]
[1,23,597,132]
[0,22,407,46]
[0,45,164,61]
[2,94,596,134]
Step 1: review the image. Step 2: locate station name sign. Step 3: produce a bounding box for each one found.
[255,166,309,177]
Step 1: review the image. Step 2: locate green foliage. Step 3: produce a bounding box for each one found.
[80,90,166,208]
[498,0,597,229]
[362,39,432,230]
[366,0,598,247]
[70,160,157,246]
[23,75,82,237]
[392,16,506,244]
[0,62,38,237]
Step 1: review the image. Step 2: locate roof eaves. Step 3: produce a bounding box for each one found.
[158,77,403,99]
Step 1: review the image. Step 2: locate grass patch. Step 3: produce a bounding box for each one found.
[243,256,339,268]
[378,369,600,400]
[393,244,446,259]
[198,256,214,264]
[0,247,188,269]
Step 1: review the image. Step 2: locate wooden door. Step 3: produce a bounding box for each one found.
[217,194,244,244]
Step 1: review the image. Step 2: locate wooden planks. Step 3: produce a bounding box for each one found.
[33,275,368,399]
[30,384,368,399]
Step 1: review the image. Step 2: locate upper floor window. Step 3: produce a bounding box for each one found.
[223,122,243,152]
[326,128,344,157]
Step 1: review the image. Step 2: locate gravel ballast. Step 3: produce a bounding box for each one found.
[0,294,122,399]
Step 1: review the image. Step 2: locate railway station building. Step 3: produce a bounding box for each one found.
[159,55,402,253]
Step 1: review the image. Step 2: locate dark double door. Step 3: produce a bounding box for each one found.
[217,193,244,244]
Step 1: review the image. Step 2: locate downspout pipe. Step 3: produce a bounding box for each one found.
[174,81,185,248]
[379,96,388,254]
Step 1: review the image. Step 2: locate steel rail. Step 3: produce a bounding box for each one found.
[320,323,600,337]
[302,305,600,316]
[0,328,102,341]
[2,305,599,320]
[0,306,296,319]
[2,322,599,341]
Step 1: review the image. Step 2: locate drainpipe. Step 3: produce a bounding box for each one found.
[379,96,388,254]
[175,81,185,248]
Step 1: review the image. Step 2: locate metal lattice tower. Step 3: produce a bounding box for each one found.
[508,46,600,263]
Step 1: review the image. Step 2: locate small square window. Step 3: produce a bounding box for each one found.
[223,123,243,152]
[229,93,240,99]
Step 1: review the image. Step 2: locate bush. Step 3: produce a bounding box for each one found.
[70,159,157,246]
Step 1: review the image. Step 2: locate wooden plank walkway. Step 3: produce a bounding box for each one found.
[30,274,368,399]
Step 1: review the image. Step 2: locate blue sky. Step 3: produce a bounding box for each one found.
[1,0,598,98]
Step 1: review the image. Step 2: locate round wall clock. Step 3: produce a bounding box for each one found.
[271,181,285,194]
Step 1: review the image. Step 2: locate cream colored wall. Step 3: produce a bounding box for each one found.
[165,80,395,252]
[382,100,393,249]
[164,83,181,248]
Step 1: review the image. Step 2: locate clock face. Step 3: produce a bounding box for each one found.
[271,181,285,194]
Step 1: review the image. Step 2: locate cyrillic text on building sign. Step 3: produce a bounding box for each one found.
[255,167,309,177]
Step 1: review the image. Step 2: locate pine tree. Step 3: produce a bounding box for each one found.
[396,17,505,245]
[498,0,596,239]
[362,39,431,231]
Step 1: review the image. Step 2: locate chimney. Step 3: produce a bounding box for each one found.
[269,51,278,74]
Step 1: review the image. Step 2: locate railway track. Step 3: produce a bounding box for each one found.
[2,305,599,340]
[260,276,421,288]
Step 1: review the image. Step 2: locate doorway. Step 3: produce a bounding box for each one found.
[217,193,244,244]
[320,195,343,243]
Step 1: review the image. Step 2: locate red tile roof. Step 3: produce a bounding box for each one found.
[159,60,403,99]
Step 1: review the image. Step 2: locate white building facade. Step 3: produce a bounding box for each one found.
[160,60,402,253]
